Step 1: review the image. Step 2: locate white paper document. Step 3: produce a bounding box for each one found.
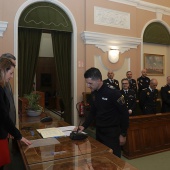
[58,126,75,136]
[36,126,87,138]
[37,127,65,138]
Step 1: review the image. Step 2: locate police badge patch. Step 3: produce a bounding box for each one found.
[117,95,125,105]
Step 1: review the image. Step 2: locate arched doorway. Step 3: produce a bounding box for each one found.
[142,21,170,88]
[14,0,78,126]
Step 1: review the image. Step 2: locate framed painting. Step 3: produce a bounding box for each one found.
[144,53,164,75]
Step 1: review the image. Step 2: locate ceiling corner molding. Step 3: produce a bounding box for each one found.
[81,31,142,53]
[109,0,170,16]
[0,21,8,37]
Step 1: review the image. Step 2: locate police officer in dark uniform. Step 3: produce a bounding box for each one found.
[139,79,158,114]
[137,69,150,97]
[120,78,136,116]
[103,70,120,90]
[161,76,170,112]
[74,68,129,158]
[126,71,137,94]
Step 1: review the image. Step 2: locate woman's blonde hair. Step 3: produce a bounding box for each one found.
[0,58,15,87]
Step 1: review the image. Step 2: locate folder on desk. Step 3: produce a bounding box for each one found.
[37,127,65,138]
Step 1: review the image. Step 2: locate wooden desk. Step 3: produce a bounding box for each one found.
[123,113,170,159]
[18,113,138,170]
[19,136,111,166]
[28,151,138,170]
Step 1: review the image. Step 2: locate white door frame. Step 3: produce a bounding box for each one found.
[14,0,78,127]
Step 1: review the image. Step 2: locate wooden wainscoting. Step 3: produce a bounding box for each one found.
[123,113,170,159]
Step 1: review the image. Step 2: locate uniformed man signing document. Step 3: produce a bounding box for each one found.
[74,67,129,158]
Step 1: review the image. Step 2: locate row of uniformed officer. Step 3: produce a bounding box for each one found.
[120,78,159,115]
[103,70,150,96]
[103,70,170,114]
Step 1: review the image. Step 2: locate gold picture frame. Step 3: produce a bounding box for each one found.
[144,53,164,76]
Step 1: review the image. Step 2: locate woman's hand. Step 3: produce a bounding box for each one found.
[20,137,32,145]
[8,133,14,139]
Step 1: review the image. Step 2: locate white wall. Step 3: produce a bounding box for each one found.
[39,33,54,57]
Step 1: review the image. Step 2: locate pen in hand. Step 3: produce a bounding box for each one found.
[76,120,81,133]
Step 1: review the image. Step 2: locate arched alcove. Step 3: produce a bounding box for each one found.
[143,22,170,45]
[14,0,78,126]
[142,21,170,89]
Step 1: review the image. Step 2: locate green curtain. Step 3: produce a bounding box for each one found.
[18,28,42,97]
[51,31,72,123]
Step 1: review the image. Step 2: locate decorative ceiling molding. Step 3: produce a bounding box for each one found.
[81,31,142,53]
[0,21,8,37]
[109,0,170,16]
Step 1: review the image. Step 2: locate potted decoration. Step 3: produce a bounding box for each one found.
[24,93,42,117]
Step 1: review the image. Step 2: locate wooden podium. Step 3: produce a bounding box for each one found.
[123,113,170,159]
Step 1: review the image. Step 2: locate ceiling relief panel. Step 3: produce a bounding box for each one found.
[94,6,130,29]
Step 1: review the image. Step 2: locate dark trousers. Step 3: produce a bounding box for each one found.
[96,126,121,158]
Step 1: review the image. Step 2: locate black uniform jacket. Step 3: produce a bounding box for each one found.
[137,76,150,93]
[120,89,136,115]
[128,79,137,94]
[0,86,22,140]
[103,78,120,90]
[161,85,170,113]
[82,83,129,135]
[139,87,158,114]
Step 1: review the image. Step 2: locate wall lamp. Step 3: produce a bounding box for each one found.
[108,49,119,63]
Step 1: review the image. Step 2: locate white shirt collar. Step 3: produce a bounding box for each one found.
[149,86,153,92]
